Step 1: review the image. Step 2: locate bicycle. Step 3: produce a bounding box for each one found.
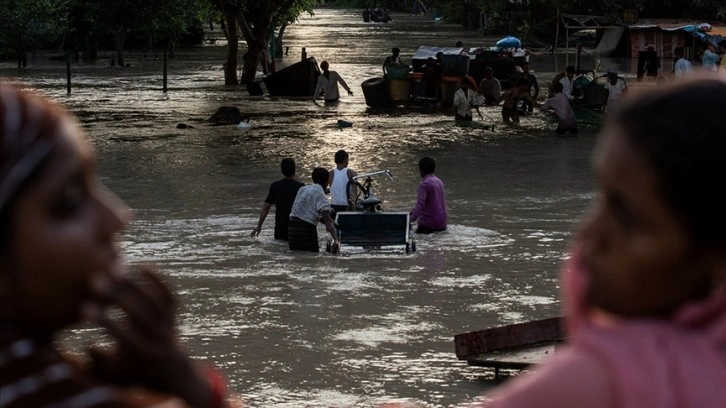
[346,169,394,212]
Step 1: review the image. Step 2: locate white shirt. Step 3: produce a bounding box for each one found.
[674,58,693,77]
[541,93,576,128]
[314,71,350,101]
[289,184,330,226]
[603,78,627,106]
[559,76,574,100]
[453,87,476,117]
[330,167,349,206]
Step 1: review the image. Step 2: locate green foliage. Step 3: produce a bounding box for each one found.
[0,0,68,58]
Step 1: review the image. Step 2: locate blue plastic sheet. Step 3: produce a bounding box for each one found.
[496,36,521,49]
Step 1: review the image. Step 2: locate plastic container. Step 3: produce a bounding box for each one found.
[440,81,458,105]
[361,77,390,108]
[385,63,410,80]
[441,54,470,77]
[388,79,411,102]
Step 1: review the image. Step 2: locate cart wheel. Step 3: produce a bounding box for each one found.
[411,241,417,253]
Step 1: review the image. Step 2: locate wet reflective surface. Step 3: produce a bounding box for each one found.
[2,8,602,407]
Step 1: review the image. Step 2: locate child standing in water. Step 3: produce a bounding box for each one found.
[0,83,238,407]
[501,78,539,124]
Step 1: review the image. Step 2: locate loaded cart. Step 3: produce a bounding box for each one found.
[333,212,416,253]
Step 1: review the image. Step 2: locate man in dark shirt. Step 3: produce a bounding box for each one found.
[251,158,304,240]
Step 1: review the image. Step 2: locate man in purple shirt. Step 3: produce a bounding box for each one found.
[410,157,447,234]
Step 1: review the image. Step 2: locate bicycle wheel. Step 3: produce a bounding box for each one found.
[346,181,368,211]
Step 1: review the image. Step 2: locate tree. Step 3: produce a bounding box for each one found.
[85,0,202,67]
[210,0,319,85]
[0,0,67,67]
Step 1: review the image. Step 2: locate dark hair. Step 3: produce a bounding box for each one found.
[280,158,295,177]
[456,41,463,47]
[312,167,329,185]
[392,47,400,54]
[419,157,436,175]
[613,78,726,247]
[320,60,329,71]
[484,66,493,75]
[565,66,576,74]
[674,47,684,56]
[334,149,348,164]
[552,82,564,93]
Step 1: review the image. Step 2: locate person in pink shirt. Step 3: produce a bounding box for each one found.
[410,157,447,234]
[483,75,726,407]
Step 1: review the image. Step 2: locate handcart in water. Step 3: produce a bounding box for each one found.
[329,170,416,253]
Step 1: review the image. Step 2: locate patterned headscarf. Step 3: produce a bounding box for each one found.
[0,84,62,216]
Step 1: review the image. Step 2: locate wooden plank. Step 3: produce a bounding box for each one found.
[454,317,563,360]
[466,343,556,367]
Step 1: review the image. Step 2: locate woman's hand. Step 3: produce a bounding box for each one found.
[84,265,216,408]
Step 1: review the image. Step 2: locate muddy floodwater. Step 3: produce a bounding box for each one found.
[1,7,606,407]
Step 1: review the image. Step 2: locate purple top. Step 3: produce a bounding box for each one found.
[410,174,447,229]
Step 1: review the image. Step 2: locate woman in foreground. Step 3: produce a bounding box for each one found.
[483,74,726,407]
[0,83,237,407]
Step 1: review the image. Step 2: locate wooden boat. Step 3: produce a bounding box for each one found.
[454,317,565,379]
[262,57,320,97]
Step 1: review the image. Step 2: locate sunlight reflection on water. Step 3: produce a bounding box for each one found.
[2,7,603,407]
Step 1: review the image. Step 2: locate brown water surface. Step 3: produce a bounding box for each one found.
[1,8,603,407]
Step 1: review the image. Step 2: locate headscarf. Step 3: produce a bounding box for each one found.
[0,84,61,216]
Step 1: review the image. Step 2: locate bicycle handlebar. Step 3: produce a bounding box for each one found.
[353,169,394,181]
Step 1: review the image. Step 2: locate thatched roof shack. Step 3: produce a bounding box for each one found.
[625,20,726,58]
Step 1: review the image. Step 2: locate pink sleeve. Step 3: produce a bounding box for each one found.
[481,348,616,408]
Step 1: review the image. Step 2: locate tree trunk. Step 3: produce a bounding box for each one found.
[238,13,275,84]
[115,30,127,67]
[241,42,264,85]
[222,10,239,85]
[275,24,287,58]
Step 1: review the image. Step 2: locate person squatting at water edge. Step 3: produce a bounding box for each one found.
[288,167,340,253]
[385,75,726,408]
[313,60,353,103]
[328,149,357,214]
[251,157,304,241]
[0,83,240,408]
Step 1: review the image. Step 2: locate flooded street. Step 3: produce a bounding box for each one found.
[1,8,601,407]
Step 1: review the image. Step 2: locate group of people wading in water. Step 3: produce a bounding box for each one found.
[2,69,726,407]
